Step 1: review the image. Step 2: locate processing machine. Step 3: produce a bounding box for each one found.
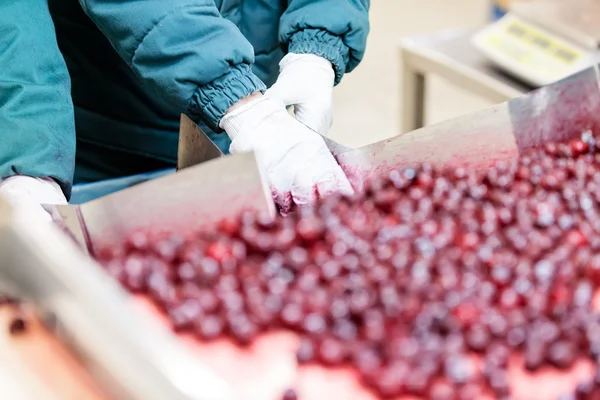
[2,61,600,399]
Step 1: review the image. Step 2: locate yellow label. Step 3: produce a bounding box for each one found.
[502,20,582,65]
[484,31,576,79]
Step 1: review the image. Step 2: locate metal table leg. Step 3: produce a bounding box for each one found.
[398,30,529,135]
[400,44,426,133]
[401,65,426,134]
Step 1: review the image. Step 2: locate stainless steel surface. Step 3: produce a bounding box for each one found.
[59,151,273,254]
[336,100,516,191]
[336,62,600,190]
[49,204,90,255]
[320,135,352,157]
[512,0,600,49]
[400,29,531,132]
[401,64,426,136]
[178,114,224,170]
[0,199,232,400]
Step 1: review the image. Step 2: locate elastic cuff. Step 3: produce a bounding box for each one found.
[188,64,267,132]
[288,29,349,85]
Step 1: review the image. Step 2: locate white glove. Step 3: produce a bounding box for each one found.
[265,53,334,136]
[220,95,353,213]
[0,176,67,223]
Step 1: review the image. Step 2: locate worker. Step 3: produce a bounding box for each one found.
[0,0,370,220]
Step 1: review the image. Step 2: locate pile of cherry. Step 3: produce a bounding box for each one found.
[99,132,600,399]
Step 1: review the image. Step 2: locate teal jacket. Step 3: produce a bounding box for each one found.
[0,0,369,198]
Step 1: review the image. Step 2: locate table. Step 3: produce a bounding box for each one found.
[400,29,533,133]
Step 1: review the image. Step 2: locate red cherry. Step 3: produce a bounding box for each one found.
[547,340,576,369]
[429,381,455,400]
[296,337,316,364]
[455,232,480,250]
[126,231,150,251]
[317,337,347,366]
[205,240,232,262]
[195,315,223,341]
[376,362,409,398]
[570,138,589,155]
[281,389,298,400]
[218,218,240,236]
[8,308,27,335]
[453,303,480,327]
[296,218,325,242]
[104,132,600,400]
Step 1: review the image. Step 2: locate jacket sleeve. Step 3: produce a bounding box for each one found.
[279,0,370,85]
[0,0,76,198]
[78,0,266,131]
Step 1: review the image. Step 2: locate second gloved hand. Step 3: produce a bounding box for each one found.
[0,176,67,222]
[220,95,353,213]
[265,53,334,136]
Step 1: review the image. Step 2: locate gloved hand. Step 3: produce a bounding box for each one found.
[265,53,334,136]
[0,176,67,222]
[220,94,353,213]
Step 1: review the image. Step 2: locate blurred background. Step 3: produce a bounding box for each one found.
[331,0,491,147]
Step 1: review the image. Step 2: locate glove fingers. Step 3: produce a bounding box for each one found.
[274,191,296,216]
[268,170,297,215]
[315,166,354,199]
[265,84,295,107]
[291,161,354,209]
[290,170,319,207]
[294,103,333,137]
